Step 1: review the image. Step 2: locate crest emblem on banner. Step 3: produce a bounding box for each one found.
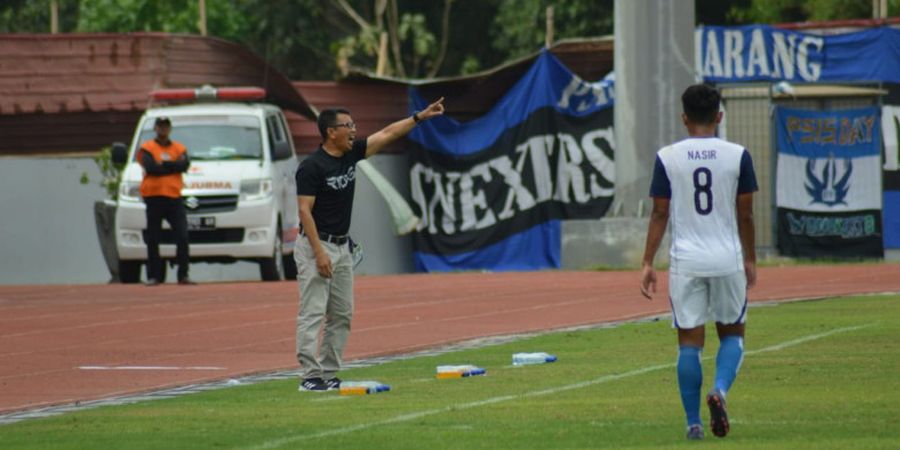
[805,154,852,206]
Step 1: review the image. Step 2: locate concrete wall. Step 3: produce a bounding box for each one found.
[350,154,416,275]
[0,155,414,285]
[562,218,670,270]
[0,154,650,285]
[0,157,111,284]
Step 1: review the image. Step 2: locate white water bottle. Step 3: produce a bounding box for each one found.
[339,381,390,395]
[512,352,557,366]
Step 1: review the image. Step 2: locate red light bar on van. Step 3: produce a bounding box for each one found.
[216,87,266,100]
[149,85,266,102]
[150,89,196,101]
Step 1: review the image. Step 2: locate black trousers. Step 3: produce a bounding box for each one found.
[144,196,190,281]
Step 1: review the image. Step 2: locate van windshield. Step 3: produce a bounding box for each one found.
[136,115,262,160]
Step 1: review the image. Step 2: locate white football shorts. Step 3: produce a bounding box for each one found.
[668,271,748,329]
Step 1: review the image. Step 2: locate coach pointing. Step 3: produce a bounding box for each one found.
[294,97,445,392]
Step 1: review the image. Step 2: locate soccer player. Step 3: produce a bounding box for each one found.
[639,84,758,440]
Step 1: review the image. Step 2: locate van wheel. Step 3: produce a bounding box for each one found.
[118,261,142,284]
[259,224,284,281]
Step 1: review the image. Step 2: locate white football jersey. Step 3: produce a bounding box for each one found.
[650,137,757,276]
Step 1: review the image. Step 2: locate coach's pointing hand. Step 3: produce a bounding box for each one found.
[419,97,445,120]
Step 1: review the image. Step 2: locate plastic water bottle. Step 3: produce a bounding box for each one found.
[339,381,390,395]
[436,365,487,379]
[512,352,557,366]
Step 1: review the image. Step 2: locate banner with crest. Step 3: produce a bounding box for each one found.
[774,106,883,258]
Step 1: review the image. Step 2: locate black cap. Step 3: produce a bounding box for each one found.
[154,117,172,126]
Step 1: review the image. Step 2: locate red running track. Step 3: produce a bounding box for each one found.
[1,264,897,414]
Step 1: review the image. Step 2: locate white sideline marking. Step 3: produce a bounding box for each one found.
[78,366,226,371]
[247,323,873,450]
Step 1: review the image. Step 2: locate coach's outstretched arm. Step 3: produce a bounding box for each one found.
[365,97,445,157]
[640,197,671,299]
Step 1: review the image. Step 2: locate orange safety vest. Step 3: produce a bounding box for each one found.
[138,139,187,199]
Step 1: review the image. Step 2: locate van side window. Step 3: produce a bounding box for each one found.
[267,113,293,160]
[267,115,285,144]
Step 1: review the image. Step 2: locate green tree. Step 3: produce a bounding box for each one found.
[696,0,752,26]
[491,0,613,63]
[6,0,900,82]
[0,0,80,33]
[726,0,899,24]
[77,0,340,79]
[76,0,246,41]
[332,0,457,79]
[230,0,342,80]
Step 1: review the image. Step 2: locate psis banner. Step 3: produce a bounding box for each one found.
[407,51,614,272]
[774,106,883,258]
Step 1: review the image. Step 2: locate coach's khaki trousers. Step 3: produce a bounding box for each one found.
[294,238,354,380]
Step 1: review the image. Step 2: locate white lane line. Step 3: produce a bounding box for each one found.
[78,366,226,371]
[743,324,872,355]
[246,323,874,450]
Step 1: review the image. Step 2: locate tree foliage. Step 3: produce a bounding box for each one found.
[231,0,343,80]
[331,0,452,78]
[76,0,246,38]
[491,0,613,62]
[0,0,79,33]
[725,0,899,24]
[1,0,895,80]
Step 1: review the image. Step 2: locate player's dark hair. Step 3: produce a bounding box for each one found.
[317,108,351,140]
[681,84,721,124]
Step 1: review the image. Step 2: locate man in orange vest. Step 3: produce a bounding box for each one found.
[138,117,195,286]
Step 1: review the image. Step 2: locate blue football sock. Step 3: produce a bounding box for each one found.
[714,335,744,394]
[677,346,703,426]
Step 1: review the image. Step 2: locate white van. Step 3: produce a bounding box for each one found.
[110,86,299,283]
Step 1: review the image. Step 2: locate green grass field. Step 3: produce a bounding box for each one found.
[2,294,899,449]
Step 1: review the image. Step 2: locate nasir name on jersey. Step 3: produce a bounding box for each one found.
[688,149,717,160]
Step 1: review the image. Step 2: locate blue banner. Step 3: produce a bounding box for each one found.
[774,106,883,258]
[882,107,900,249]
[407,51,615,272]
[697,25,900,83]
[885,190,900,249]
[774,107,881,159]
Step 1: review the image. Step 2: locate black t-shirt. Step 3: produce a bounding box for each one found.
[295,140,367,235]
